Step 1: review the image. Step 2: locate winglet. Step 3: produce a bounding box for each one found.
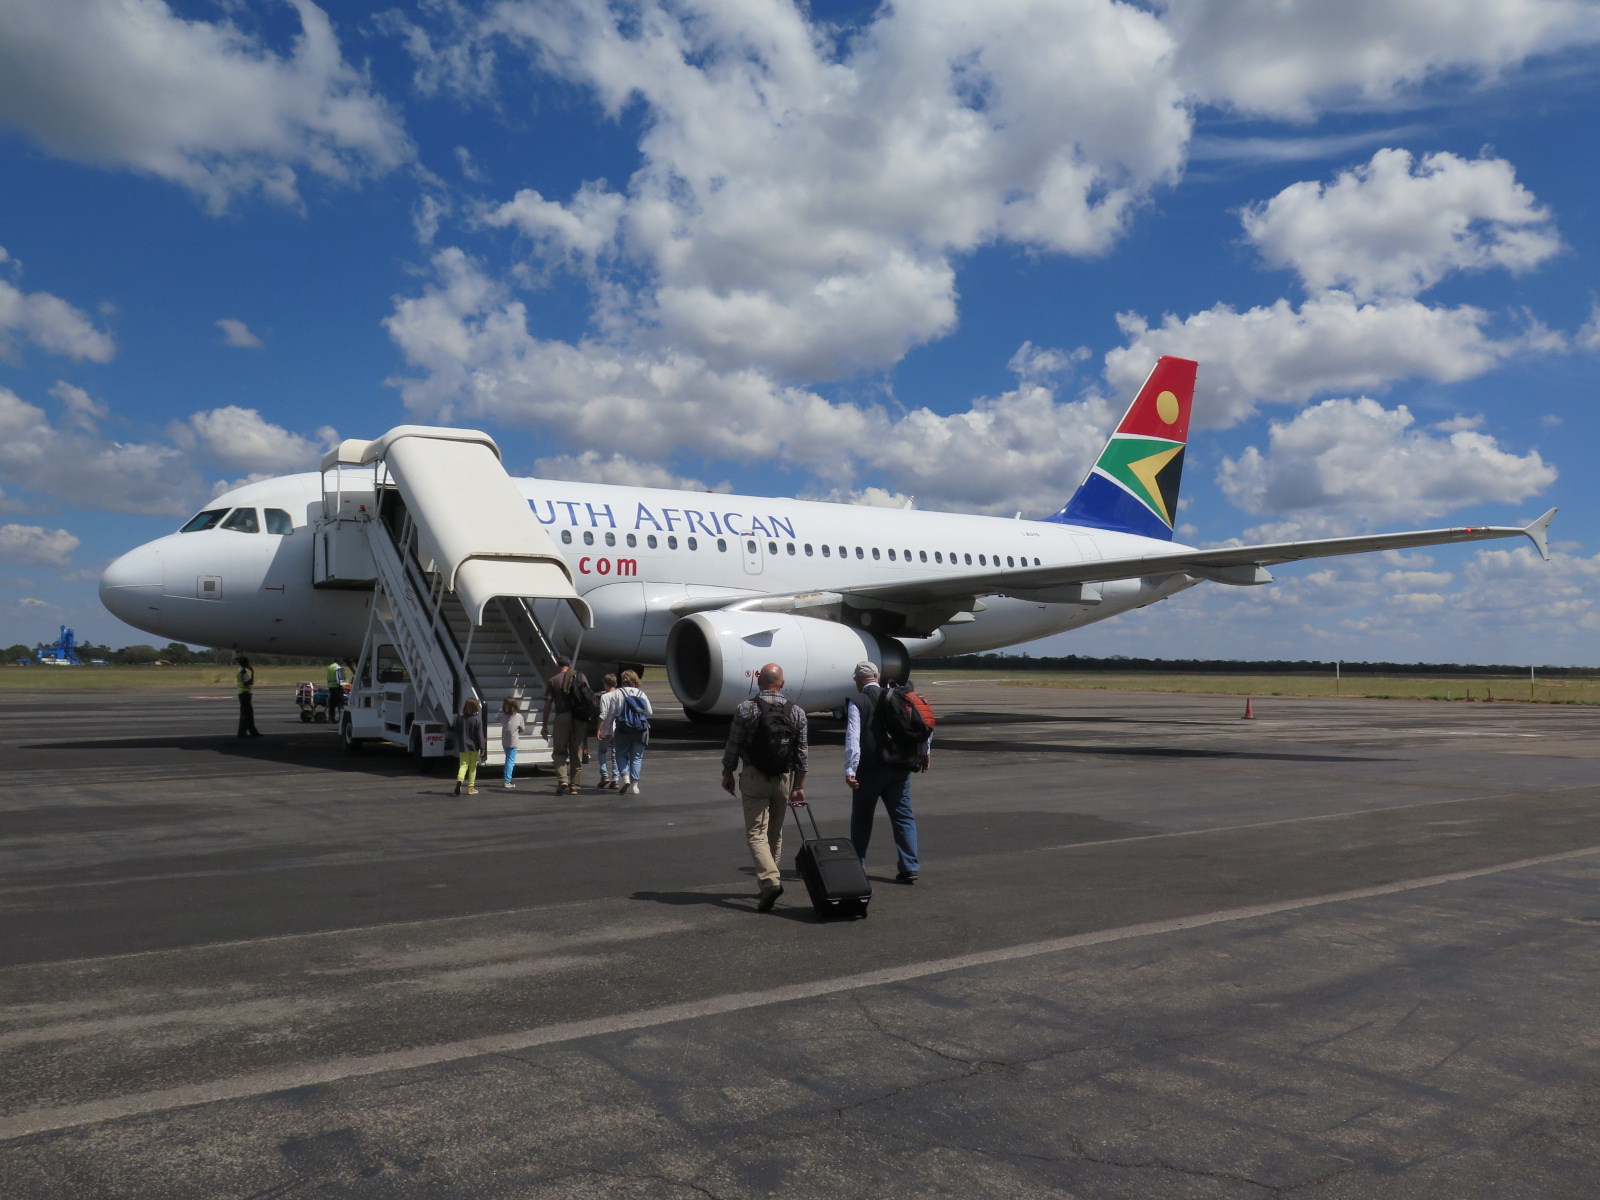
[1523,508,1556,561]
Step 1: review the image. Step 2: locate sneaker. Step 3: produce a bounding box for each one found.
[504,782,517,790]
[453,780,462,796]
[629,782,640,795]
[582,750,591,764]
[616,777,631,792]
[466,788,479,795]
[895,871,918,885]
[757,884,784,913]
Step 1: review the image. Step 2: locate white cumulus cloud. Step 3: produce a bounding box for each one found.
[1242,149,1562,299]
[0,523,79,566]
[0,386,200,516]
[216,318,264,348]
[48,380,109,434]
[0,258,115,363]
[0,386,334,517]
[397,0,1190,383]
[1218,396,1557,526]
[387,250,1117,517]
[0,0,412,211]
[1578,301,1600,351]
[1108,292,1530,427]
[177,407,334,473]
[1165,0,1600,119]
[531,450,725,494]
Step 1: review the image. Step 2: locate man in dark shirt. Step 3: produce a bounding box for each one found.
[539,656,590,795]
[720,662,808,912]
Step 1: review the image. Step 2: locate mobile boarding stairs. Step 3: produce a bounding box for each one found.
[313,427,592,773]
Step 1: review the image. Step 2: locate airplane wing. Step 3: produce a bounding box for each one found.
[673,509,1556,625]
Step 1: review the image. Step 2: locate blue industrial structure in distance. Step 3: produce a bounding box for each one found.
[35,626,84,666]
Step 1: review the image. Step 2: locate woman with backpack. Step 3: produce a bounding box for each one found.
[611,669,652,795]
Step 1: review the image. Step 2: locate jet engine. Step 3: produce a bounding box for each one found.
[666,610,909,715]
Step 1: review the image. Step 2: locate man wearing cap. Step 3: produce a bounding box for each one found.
[844,660,925,884]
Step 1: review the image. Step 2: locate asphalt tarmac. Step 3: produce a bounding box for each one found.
[2,676,1598,1198]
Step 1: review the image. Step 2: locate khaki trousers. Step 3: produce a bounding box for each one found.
[739,767,791,889]
[552,711,586,788]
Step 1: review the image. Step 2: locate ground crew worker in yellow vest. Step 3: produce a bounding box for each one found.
[325,660,345,718]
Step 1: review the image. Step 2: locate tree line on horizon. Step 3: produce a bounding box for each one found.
[918,653,1599,677]
[5,641,330,667]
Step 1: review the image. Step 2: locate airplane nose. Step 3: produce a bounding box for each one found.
[99,546,162,623]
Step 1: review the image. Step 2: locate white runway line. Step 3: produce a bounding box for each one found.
[4,843,1599,1143]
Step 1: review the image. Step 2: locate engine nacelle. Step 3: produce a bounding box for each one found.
[666,611,909,714]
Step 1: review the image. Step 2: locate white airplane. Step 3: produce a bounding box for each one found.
[100,357,1554,717]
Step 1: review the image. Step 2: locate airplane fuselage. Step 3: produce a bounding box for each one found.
[100,472,1197,661]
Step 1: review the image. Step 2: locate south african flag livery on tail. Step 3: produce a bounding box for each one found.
[1046,356,1197,541]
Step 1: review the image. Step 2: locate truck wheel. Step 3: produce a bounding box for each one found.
[341,717,361,754]
[412,737,435,773]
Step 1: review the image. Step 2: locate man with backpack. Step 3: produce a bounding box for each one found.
[845,661,929,884]
[539,656,595,795]
[720,662,808,912]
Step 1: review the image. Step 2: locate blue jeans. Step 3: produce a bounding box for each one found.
[503,745,518,784]
[614,730,646,782]
[851,769,919,875]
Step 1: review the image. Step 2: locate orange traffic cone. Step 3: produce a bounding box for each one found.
[1243,697,1254,719]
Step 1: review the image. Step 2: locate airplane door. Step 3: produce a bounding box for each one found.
[742,536,763,575]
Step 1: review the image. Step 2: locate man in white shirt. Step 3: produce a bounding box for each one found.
[844,661,927,884]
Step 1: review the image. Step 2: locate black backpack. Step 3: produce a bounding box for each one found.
[565,673,598,722]
[745,696,802,776]
[871,683,930,769]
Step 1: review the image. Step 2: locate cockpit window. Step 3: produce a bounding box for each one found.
[179,508,228,533]
[221,508,260,534]
[264,508,293,535]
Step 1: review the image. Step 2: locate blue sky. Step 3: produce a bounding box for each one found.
[1,0,1597,664]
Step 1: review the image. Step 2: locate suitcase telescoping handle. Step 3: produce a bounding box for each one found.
[788,798,822,841]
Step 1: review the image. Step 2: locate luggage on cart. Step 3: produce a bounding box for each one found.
[789,801,871,920]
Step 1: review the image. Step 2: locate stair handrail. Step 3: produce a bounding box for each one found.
[364,511,467,722]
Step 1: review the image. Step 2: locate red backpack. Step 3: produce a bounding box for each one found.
[873,683,936,768]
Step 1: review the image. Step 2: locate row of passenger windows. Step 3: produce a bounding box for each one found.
[557,527,1041,569]
[179,507,294,535]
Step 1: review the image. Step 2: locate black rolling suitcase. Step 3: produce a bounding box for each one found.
[790,801,871,920]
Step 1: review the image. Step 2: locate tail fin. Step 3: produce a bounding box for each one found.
[1046,356,1198,540]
